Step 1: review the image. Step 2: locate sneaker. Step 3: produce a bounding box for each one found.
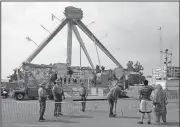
[109,114,116,118]
[54,114,58,117]
[39,118,44,122]
[147,121,151,124]
[58,113,63,116]
[137,121,143,124]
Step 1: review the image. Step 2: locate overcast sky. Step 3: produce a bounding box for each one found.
[2,2,179,79]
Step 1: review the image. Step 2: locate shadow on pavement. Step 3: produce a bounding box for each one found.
[44,119,80,124]
[148,122,179,126]
[115,116,140,119]
[159,122,179,126]
[64,115,94,119]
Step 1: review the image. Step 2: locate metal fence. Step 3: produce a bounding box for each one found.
[2,95,179,123]
[2,100,109,122]
[2,88,179,123]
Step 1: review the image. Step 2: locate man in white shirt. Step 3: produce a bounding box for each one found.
[38,83,47,122]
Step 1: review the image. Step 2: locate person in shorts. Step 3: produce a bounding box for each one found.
[137,80,155,124]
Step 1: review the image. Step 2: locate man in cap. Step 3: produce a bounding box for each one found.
[107,78,124,118]
[38,82,47,122]
[79,82,88,112]
[52,78,65,117]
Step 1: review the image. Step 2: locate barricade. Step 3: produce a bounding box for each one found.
[2,99,139,122]
[2,92,179,123]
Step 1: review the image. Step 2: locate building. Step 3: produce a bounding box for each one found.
[152,66,180,82]
[152,67,167,82]
[167,66,180,78]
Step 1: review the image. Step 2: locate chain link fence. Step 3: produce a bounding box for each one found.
[2,95,178,123]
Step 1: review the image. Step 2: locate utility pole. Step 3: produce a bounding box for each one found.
[157,27,163,67]
[169,45,173,77]
[160,49,172,80]
[80,43,82,69]
[138,62,141,84]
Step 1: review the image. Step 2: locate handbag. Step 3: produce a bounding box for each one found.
[154,103,162,112]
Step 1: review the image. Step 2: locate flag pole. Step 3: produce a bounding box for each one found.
[40,24,51,34]
[26,36,39,47]
[51,13,62,22]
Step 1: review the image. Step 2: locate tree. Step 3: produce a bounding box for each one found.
[134,61,144,72]
[126,61,145,85]
[126,61,135,71]
[7,69,18,82]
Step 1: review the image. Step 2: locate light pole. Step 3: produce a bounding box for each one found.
[160,49,172,80]
[157,27,163,67]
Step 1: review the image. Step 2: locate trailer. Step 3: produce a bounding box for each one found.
[13,62,72,100]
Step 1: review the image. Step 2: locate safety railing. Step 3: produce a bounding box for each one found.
[2,96,178,123]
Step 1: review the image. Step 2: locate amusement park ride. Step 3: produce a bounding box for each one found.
[12,6,125,100]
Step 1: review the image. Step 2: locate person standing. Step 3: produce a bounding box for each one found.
[52,78,65,117]
[137,80,155,124]
[153,84,168,124]
[38,83,47,122]
[107,78,123,118]
[79,82,88,112]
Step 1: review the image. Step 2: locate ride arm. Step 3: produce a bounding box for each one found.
[75,20,123,69]
[24,18,68,63]
[67,21,73,66]
[22,62,53,69]
[72,25,95,69]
